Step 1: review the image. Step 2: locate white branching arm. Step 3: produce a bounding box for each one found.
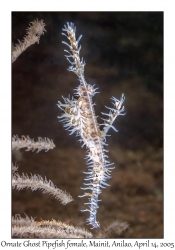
[12,171,73,205]
[12,214,92,238]
[12,135,55,152]
[102,94,125,136]
[12,19,46,63]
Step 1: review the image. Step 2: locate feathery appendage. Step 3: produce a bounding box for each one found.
[12,19,46,63]
[96,219,129,238]
[12,214,92,238]
[58,22,125,228]
[12,135,55,152]
[12,170,73,205]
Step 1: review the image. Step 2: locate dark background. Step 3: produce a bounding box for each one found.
[12,12,163,238]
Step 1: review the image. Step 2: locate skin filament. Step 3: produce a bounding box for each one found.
[58,22,125,228]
